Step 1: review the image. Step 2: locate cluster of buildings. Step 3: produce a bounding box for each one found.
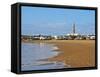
[21,23,95,41]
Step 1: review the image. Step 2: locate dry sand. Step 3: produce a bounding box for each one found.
[47,40,95,68]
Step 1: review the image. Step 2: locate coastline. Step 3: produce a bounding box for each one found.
[22,40,95,68]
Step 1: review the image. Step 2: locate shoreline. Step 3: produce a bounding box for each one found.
[22,40,95,68]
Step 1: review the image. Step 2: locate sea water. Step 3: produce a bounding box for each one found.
[21,42,66,71]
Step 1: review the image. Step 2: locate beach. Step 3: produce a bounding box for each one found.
[48,40,95,68]
[22,40,95,68]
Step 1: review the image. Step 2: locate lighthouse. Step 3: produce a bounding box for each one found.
[67,23,78,36]
[73,23,75,34]
[71,23,78,36]
[67,23,79,39]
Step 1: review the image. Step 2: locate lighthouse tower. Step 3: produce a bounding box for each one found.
[72,23,75,34]
[67,23,79,39]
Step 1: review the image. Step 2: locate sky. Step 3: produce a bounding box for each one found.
[21,6,95,35]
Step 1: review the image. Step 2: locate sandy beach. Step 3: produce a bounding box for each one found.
[46,40,95,68]
[22,40,95,68]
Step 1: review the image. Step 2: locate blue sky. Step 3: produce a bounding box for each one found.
[21,6,95,35]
